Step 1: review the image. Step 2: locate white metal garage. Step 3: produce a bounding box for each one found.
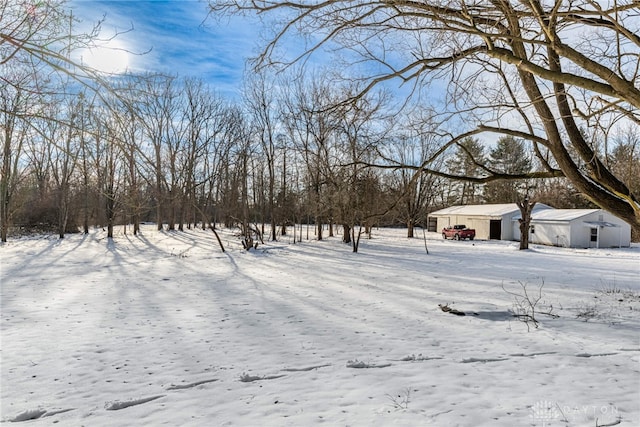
[429,204,631,247]
[428,203,552,240]
[513,209,631,248]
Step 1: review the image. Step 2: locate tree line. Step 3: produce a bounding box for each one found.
[2,1,639,248]
[209,0,640,239]
[4,68,637,245]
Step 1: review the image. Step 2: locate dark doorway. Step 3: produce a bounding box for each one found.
[427,216,438,232]
[489,220,501,240]
[589,227,598,248]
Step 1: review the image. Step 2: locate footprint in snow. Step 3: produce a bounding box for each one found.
[509,352,557,357]
[9,409,47,422]
[394,354,443,362]
[460,357,508,363]
[9,408,75,422]
[105,395,165,410]
[346,360,391,369]
[281,364,331,372]
[166,378,218,390]
[239,373,285,382]
[575,352,618,358]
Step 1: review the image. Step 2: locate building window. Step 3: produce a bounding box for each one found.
[590,228,598,242]
[530,225,535,234]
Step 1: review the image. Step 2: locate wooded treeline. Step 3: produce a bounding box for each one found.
[2,1,639,247]
[4,68,637,246]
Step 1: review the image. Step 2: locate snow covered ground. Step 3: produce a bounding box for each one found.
[1,225,639,426]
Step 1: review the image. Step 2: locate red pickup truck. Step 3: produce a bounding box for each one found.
[442,224,475,240]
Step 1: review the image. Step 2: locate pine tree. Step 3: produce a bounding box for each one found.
[483,137,531,203]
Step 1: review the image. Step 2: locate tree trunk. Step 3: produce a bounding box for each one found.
[342,223,351,244]
[269,175,276,241]
[57,187,68,239]
[106,194,115,239]
[1,181,10,242]
[168,195,176,231]
[352,225,363,253]
[517,198,536,250]
[208,222,225,253]
[133,213,140,235]
[0,205,8,242]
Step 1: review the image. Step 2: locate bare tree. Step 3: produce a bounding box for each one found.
[122,105,143,235]
[237,122,256,248]
[217,106,248,228]
[98,87,145,237]
[76,92,95,235]
[2,0,141,240]
[209,0,640,234]
[1,1,89,88]
[180,78,222,230]
[281,71,339,241]
[387,116,445,238]
[101,115,123,239]
[137,74,178,230]
[244,71,280,241]
[199,102,236,230]
[23,116,54,228]
[333,85,387,251]
[0,73,31,242]
[445,137,486,205]
[1,0,135,113]
[36,95,81,238]
[1,1,97,240]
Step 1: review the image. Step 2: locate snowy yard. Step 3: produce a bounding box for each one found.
[1,225,639,426]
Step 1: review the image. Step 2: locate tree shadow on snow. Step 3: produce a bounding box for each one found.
[471,310,514,321]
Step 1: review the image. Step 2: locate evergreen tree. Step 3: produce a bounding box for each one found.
[608,140,639,200]
[483,137,531,203]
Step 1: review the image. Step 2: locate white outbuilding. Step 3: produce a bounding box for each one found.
[428,203,553,240]
[513,208,631,248]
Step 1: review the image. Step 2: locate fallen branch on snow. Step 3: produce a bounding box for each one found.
[438,303,466,316]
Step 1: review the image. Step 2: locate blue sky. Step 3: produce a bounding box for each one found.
[67,0,425,111]
[68,0,418,105]
[70,0,261,98]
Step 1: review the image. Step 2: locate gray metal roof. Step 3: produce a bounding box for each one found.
[430,203,552,217]
[530,209,600,221]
